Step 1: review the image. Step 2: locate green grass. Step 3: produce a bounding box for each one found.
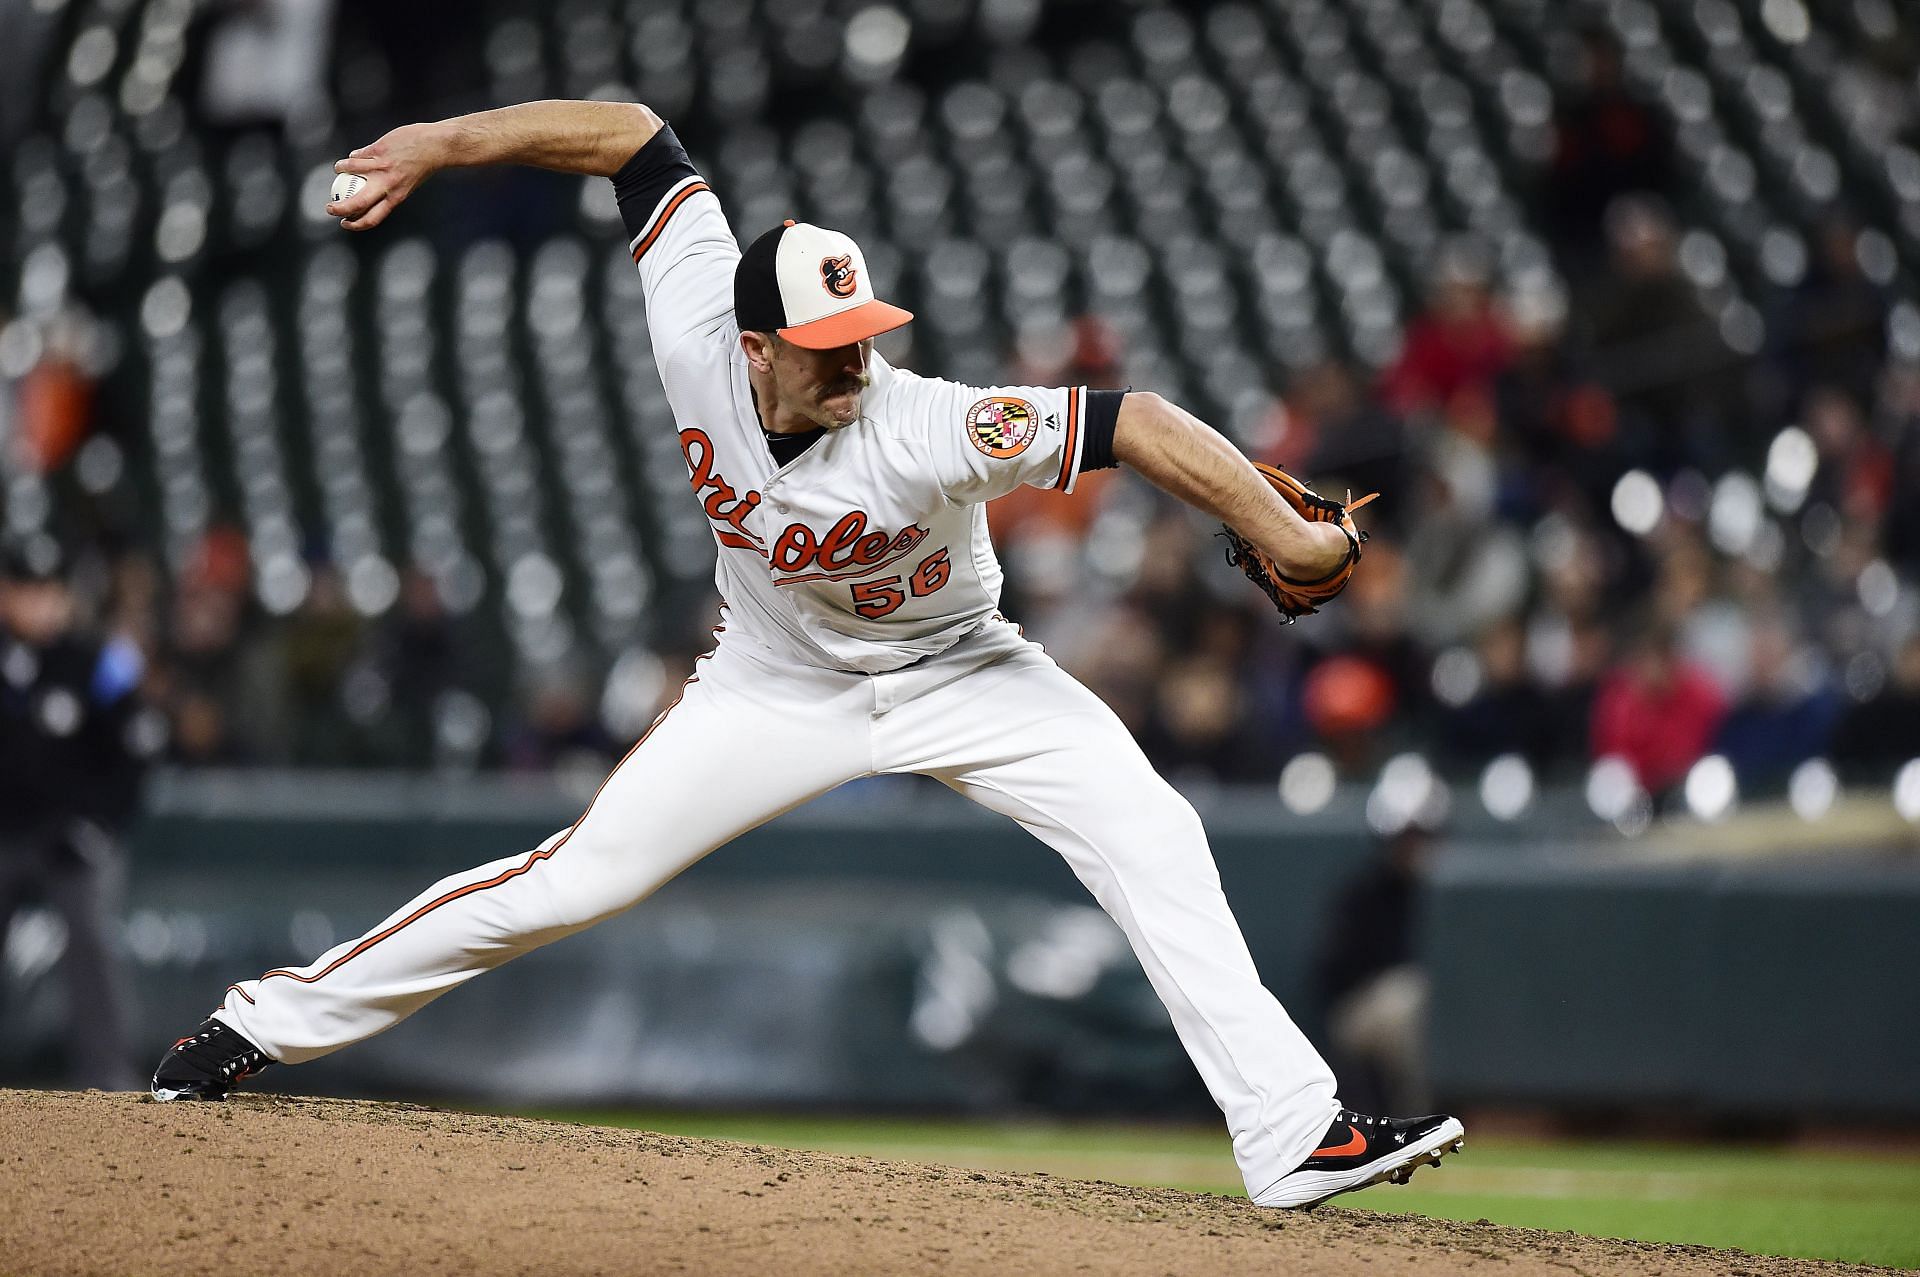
[525,1109,1920,1270]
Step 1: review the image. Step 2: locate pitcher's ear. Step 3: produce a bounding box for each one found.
[741,329,776,373]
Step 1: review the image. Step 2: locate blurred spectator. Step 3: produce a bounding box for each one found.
[166,688,250,766]
[149,530,284,766]
[1400,433,1530,649]
[277,564,365,765]
[1654,533,1717,629]
[1139,653,1263,784]
[1590,620,1727,796]
[1317,538,1430,771]
[372,567,464,762]
[1776,215,1889,409]
[1497,280,1620,510]
[1713,619,1842,789]
[1137,609,1279,784]
[1535,615,1614,773]
[1535,520,1613,626]
[1119,511,1217,651]
[8,317,95,476]
[1802,386,1895,524]
[1831,636,1920,777]
[1525,521,1619,771]
[1882,363,1920,575]
[1058,602,1165,739]
[1263,359,1406,525]
[1303,652,1398,777]
[1313,822,1436,1116]
[1435,617,1558,770]
[1664,532,1755,693]
[159,566,251,764]
[0,538,153,1089]
[105,554,163,662]
[503,666,618,780]
[1585,197,1732,475]
[1381,242,1514,421]
[1543,28,1677,273]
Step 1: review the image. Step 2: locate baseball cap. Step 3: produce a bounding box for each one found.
[733,220,913,350]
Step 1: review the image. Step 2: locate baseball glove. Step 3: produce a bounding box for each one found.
[1222,463,1378,621]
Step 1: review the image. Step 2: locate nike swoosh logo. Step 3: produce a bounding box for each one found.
[1311,1124,1368,1158]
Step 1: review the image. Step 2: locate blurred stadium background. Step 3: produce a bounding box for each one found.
[3,0,1919,1251]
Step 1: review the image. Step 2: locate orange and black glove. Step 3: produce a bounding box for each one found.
[1222,463,1377,622]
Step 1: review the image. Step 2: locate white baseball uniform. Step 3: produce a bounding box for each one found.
[211,125,1339,1202]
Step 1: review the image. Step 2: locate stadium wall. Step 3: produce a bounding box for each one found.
[4,772,1913,1119]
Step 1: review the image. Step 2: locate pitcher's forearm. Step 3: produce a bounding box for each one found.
[1112,392,1348,578]
[331,100,666,229]
[434,100,664,178]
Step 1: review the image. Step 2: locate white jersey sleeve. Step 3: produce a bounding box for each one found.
[611,123,739,369]
[883,362,1090,506]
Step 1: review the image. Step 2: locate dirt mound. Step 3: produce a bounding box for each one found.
[3,1089,1888,1276]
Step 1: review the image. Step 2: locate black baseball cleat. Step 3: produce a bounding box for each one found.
[1253,1109,1465,1209]
[150,1018,273,1102]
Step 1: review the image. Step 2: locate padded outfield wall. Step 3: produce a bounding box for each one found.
[3,771,1914,1119]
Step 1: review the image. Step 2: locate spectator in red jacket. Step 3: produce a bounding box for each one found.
[1589,621,1727,796]
[1383,241,1514,421]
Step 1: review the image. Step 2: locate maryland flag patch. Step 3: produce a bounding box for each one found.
[965,397,1040,459]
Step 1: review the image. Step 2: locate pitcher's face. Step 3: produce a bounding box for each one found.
[747,331,873,430]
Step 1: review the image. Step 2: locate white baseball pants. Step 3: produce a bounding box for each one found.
[215,617,1339,1199]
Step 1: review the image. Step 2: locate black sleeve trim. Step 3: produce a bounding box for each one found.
[611,125,702,246]
[1078,388,1127,473]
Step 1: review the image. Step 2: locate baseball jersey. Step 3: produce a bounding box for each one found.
[614,127,1094,674]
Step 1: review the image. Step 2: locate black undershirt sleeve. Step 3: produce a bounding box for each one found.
[1078,388,1127,473]
[610,126,702,246]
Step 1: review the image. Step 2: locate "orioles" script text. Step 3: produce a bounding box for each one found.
[770,513,930,578]
[679,427,763,551]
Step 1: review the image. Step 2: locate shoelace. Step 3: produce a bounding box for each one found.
[218,1051,265,1080]
[185,1029,266,1080]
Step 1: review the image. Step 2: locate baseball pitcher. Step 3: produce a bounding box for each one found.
[152,100,1461,1209]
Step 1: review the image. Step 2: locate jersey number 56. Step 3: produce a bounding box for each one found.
[849,548,952,619]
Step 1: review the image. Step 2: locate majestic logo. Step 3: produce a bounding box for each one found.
[965,397,1040,459]
[820,254,859,299]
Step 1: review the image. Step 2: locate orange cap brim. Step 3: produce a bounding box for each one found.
[779,298,915,350]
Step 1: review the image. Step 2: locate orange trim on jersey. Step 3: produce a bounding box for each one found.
[250,631,726,990]
[715,530,768,555]
[226,984,256,1005]
[631,181,711,263]
[1054,388,1082,492]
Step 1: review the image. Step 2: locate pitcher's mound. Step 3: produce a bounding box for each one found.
[2,1089,1886,1276]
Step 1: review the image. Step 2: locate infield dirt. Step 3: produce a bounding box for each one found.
[2,1089,1895,1276]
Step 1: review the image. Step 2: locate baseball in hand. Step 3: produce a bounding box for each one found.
[330,171,368,207]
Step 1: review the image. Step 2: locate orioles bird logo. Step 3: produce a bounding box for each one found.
[820,254,858,299]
